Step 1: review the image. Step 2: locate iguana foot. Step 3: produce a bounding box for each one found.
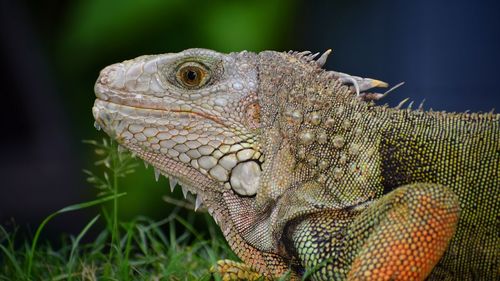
[211,259,268,281]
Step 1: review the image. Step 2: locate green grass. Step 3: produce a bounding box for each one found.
[0,139,236,280]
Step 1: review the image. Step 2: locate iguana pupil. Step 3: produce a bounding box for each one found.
[178,65,204,87]
[185,69,197,81]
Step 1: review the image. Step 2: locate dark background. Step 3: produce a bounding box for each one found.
[1,0,499,240]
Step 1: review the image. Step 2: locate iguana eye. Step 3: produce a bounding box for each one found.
[176,62,209,89]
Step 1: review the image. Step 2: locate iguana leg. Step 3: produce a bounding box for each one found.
[211,259,267,281]
[289,183,460,281]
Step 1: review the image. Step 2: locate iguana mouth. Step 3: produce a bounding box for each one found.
[94,84,226,127]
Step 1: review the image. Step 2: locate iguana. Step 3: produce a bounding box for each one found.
[92,48,499,280]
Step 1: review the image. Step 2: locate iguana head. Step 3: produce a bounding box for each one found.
[93,49,263,202]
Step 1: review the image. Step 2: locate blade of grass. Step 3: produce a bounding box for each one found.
[120,221,136,278]
[0,244,24,279]
[26,192,126,279]
[67,214,100,281]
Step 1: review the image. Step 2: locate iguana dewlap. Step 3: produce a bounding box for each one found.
[93,49,499,280]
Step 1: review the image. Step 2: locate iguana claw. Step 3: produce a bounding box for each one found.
[211,260,267,281]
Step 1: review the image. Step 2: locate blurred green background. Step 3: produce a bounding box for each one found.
[1,0,499,241]
[1,0,300,240]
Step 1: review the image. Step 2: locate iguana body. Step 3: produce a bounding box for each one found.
[93,49,499,280]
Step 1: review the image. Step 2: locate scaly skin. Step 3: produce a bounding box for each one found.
[93,49,499,280]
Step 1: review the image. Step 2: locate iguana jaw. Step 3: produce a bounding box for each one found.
[93,98,219,196]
